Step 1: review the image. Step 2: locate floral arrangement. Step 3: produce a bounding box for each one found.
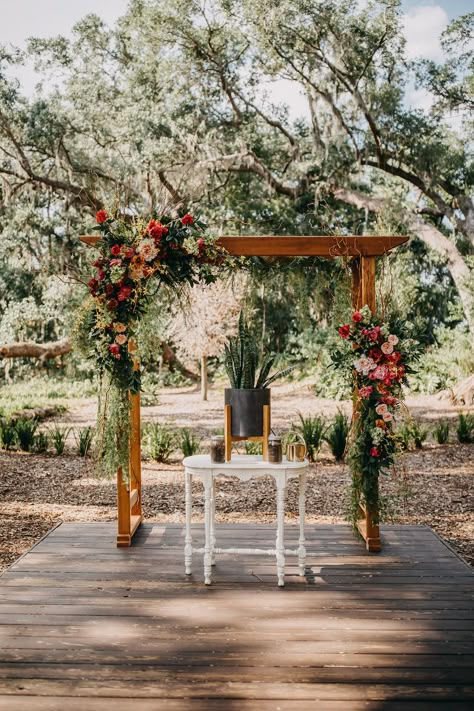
[334,305,418,526]
[81,208,228,478]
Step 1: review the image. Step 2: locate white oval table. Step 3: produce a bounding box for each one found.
[182,454,309,586]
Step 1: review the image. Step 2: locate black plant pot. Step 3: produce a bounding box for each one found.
[224,388,271,438]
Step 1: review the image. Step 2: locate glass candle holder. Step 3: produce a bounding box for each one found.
[267,434,282,463]
[210,435,225,463]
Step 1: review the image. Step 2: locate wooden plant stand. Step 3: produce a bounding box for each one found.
[224,404,271,461]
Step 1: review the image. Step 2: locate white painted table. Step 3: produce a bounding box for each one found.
[182,454,309,586]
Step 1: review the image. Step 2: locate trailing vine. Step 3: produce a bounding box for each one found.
[80,209,229,479]
[332,306,419,530]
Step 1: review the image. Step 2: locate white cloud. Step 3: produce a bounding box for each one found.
[402,5,448,60]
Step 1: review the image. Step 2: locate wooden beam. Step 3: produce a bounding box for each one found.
[217,235,408,257]
[80,234,409,257]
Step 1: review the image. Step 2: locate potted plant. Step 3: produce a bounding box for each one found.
[224,313,295,438]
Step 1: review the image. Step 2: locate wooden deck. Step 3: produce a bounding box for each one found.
[0,523,473,710]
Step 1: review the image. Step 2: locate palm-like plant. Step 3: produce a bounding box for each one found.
[224,313,296,389]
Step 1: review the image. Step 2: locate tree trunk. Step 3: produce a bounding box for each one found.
[201,354,208,401]
[333,187,474,337]
[0,339,72,361]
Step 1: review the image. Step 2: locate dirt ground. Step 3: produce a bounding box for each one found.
[1,381,473,572]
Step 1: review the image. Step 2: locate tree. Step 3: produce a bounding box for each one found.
[169,276,247,400]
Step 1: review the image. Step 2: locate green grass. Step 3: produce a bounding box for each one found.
[0,378,96,417]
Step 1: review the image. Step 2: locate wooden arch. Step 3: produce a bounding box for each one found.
[80,233,408,552]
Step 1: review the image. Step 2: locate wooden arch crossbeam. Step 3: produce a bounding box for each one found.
[79,234,408,551]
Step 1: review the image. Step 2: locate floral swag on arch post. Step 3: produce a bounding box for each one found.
[333,306,419,528]
[79,208,229,479]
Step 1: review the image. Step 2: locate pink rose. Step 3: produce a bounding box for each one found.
[115,334,127,345]
[358,386,373,399]
[381,342,394,355]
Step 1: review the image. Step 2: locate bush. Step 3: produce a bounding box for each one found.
[410,421,429,450]
[145,422,175,462]
[396,423,414,452]
[433,420,450,445]
[0,419,17,450]
[15,417,39,452]
[49,425,71,455]
[456,413,474,444]
[74,427,94,457]
[180,428,201,457]
[32,431,49,453]
[292,412,326,462]
[325,410,349,462]
[244,440,262,455]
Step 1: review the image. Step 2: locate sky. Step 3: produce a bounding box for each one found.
[0,0,472,116]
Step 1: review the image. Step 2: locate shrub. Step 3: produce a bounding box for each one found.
[49,425,71,455]
[74,427,94,457]
[0,419,17,450]
[180,428,201,457]
[456,413,474,444]
[396,423,414,452]
[433,420,450,445]
[145,422,175,462]
[32,431,49,453]
[410,421,429,450]
[292,412,326,462]
[15,418,39,452]
[325,411,350,462]
[244,440,262,455]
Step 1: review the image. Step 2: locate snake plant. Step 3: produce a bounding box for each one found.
[224,312,296,389]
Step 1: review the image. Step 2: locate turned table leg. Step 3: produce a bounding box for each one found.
[276,477,286,587]
[210,478,216,566]
[203,475,213,585]
[298,472,307,576]
[184,470,193,575]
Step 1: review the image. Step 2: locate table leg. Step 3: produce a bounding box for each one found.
[184,470,193,575]
[298,472,307,577]
[276,478,286,587]
[203,475,213,585]
[211,479,216,566]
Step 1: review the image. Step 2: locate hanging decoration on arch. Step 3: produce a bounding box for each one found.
[332,306,419,528]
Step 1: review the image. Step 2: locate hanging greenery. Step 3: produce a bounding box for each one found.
[80,208,229,478]
[331,306,419,529]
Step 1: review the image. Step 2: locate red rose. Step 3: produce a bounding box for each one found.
[370,447,380,457]
[92,259,103,268]
[109,343,120,355]
[369,348,383,363]
[87,278,98,290]
[97,270,106,282]
[96,210,107,224]
[150,223,168,240]
[118,286,132,301]
[105,283,114,295]
[369,326,382,342]
[107,298,119,310]
[181,213,194,225]
[352,311,362,322]
[123,247,135,259]
[110,244,121,256]
[383,396,397,406]
[387,351,402,364]
[338,324,351,339]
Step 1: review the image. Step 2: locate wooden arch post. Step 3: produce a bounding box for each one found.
[80,233,407,550]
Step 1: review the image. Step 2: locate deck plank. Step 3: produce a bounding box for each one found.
[0,522,473,707]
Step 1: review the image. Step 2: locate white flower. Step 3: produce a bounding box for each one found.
[137,238,158,262]
[388,334,399,345]
[354,356,377,375]
[381,342,394,354]
[376,403,388,415]
[371,428,385,445]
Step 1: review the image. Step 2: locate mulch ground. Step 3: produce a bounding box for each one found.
[1,441,473,573]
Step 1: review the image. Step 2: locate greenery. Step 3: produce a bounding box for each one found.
[49,425,70,455]
[0,419,17,450]
[145,422,175,463]
[291,413,326,463]
[74,427,94,457]
[32,431,49,454]
[224,312,296,389]
[456,414,474,444]
[325,411,350,463]
[410,422,429,450]
[15,418,38,452]
[433,421,450,445]
[180,428,201,458]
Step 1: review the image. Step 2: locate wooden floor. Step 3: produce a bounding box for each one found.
[0,523,473,710]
